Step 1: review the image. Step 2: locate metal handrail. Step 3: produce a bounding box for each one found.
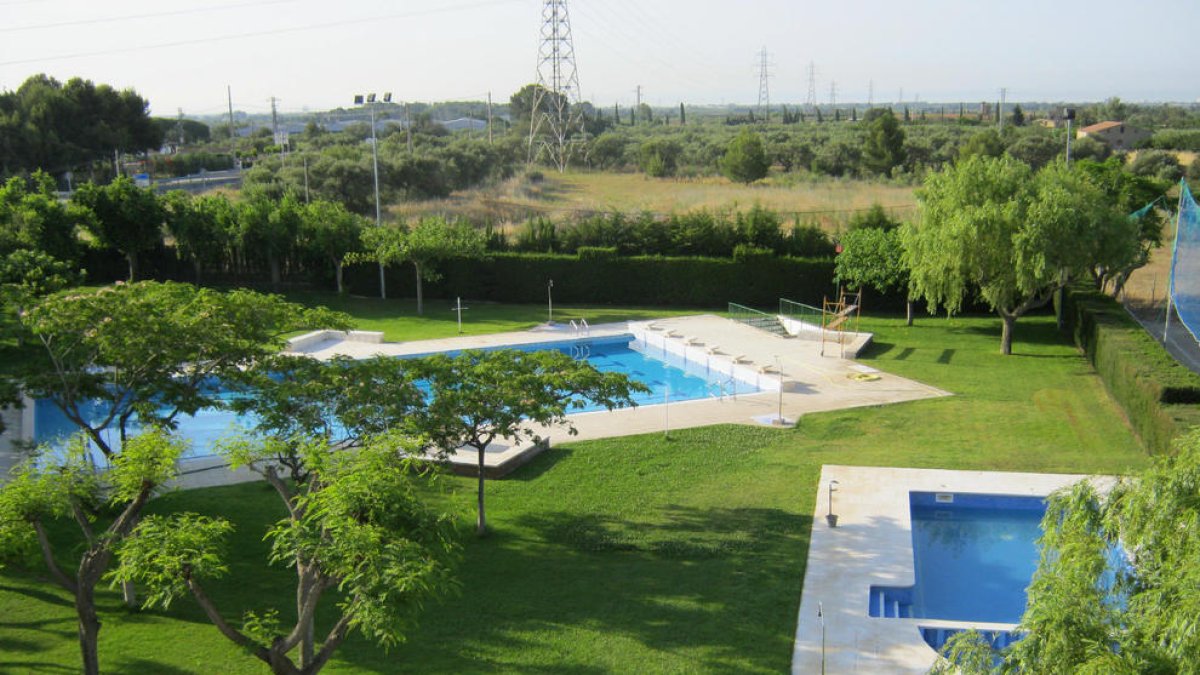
[779,298,824,339]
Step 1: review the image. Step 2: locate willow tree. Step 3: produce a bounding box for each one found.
[901,156,1131,354]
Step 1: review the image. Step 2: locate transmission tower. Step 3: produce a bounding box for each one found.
[529,0,585,172]
[756,47,771,121]
[805,61,818,112]
[828,81,837,106]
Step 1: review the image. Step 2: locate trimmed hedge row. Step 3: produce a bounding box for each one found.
[1062,287,1200,453]
[344,252,837,308]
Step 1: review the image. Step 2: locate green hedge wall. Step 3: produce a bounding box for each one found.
[1062,287,1200,453]
[344,253,837,308]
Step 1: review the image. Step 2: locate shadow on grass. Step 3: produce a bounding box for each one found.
[506,446,574,482]
[0,582,75,610]
[336,504,811,672]
[109,657,196,675]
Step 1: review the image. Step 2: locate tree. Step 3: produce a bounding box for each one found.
[0,430,188,675]
[357,217,487,314]
[408,350,646,535]
[163,191,233,284]
[901,156,1130,354]
[1006,134,1060,170]
[638,139,683,178]
[0,248,78,344]
[1010,104,1025,127]
[17,281,350,459]
[111,434,460,675]
[228,354,425,482]
[302,200,365,294]
[935,427,1200,674]
[72,176,163,281]
[0,171,82,263]
[1075,157,1168,295]
[957,129,1006,161]
[836,225,914,324]
[720,129,770,184]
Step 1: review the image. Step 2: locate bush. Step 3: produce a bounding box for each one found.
[576,246,618,260]
[731,244,773,262]
[1061,287,1200,453]
[1129,150,1184,182]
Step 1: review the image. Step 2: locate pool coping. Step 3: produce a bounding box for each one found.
[792,465,1113,674]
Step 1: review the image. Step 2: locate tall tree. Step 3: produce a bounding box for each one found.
[720,129,770,184]
[301,199,364,294]
[111,434,460,675]
[408,350,645,535]
[901,156,1131,354]
[835,226,913,324]
[357,217,487,314]
[72,176,164,281]
[0,171,82,263]
[862,108,906,176]
[163,191,233,284]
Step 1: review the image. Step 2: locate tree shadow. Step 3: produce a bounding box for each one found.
[937,349,955,364]
[893,347,916,361]
[329,504,812,672]
[109,658,197,675]
[0,582,75,609]
[506,445,574,482]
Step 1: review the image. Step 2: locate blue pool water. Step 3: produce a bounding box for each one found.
[33,334,759,458]
[870,492,1046,624]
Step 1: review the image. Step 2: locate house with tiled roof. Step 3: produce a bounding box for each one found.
[1077,121,1150,151]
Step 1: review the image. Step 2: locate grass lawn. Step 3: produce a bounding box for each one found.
[280,291,707,342]
[0,311,1148,673]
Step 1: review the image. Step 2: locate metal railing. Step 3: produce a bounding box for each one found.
[779,298,825,340]
[728,302,789,336]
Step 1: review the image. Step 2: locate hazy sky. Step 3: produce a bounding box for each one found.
[2,0,1197,118]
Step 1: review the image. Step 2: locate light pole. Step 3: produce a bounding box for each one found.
[547,278,554,325]
[826,480,840,528]
[1063,107,1075,166]
[355,92,391,299]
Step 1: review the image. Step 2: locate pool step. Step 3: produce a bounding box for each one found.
[869,586,913,618]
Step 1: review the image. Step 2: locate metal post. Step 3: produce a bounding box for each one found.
[776,355,784,424]
[367,100,386,300]
[1164,184,1187,343]
[819,601,826,675]
[664,384,670,439]
[826,480,839,527]
[547,279,554,324]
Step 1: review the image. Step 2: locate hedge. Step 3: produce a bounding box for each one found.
[344,252,837,308]
[1061,286,1200,453]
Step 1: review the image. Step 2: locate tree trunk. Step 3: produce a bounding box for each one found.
[476,445,486,536]
[297,572,315,669]
[1055,286,1065,331]
[414,263,424,315]
[905,300,914,327]
[76,584,102,675]
[1000,312,1016,356]
[333,260,344,295]
[193,259,203,285]
[126,251,138,282]
[268,249,282,286]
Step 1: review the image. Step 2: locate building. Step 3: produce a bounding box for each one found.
[1077,121,1151,151]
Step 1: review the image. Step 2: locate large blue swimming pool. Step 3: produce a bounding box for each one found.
[34,334,759,458]
[869,492,1046,624]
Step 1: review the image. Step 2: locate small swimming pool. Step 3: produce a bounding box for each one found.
[33,334,760,458]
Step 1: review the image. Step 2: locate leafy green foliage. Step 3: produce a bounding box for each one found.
[720,129,770,184]
[862,109,906,175]
[638,139,683,178]
[72,176,165,281]
[18,282,350,458]
[358,217,487,312]
[835,226,907,297]
[108,513,233,610]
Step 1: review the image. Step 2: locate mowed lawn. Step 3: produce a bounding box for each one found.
[0,310,1148,673]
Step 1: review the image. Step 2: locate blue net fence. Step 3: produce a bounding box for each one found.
[1170,180,1200,342]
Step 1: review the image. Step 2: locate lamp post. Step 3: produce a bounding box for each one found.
[1063,107,1076,166]
[547,278,555,325]
[355,92,392,299]
[826,480,840,527]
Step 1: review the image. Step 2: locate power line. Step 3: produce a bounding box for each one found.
[0,0,520,67]
[805,62,818,111]
[1,0,298,33]
[529,0,585,172]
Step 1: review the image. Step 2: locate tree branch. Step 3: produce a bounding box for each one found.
[278,568,329,653]
[31,520,77,594]
[70,501,96,546]
[187,577,272,665]
[304,613,353,675]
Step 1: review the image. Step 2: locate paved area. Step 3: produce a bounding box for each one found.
[793,465,1111,674]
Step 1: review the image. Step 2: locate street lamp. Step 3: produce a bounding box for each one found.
[1063,107,1076,166]
[355,92,392,299]
[547,278,555,324]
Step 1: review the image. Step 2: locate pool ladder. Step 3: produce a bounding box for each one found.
[568,318,590,337]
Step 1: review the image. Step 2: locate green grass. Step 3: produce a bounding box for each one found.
[0,312,1148,673]
[282,291,706,342]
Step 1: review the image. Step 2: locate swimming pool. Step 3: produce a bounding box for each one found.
[32,334,761,458]
[869,492,1045,623]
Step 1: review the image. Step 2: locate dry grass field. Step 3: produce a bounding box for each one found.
[392,170,917,232]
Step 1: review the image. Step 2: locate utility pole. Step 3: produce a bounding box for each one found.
[828,81,837,107]
[486,91,494,145]
[176,108,184,147]
[867,80,874,108]
[756,47,771,122]
[270,96,280,142]
[404,103,413,156]
[226,85,235,141]
[998,87,1007,131]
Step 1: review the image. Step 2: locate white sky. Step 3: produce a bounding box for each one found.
[1,0,1197,118]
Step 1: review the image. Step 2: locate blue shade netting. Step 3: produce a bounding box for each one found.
[1170,180,1200,342]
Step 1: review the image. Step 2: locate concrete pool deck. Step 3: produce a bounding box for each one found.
[792,465,1111,674]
